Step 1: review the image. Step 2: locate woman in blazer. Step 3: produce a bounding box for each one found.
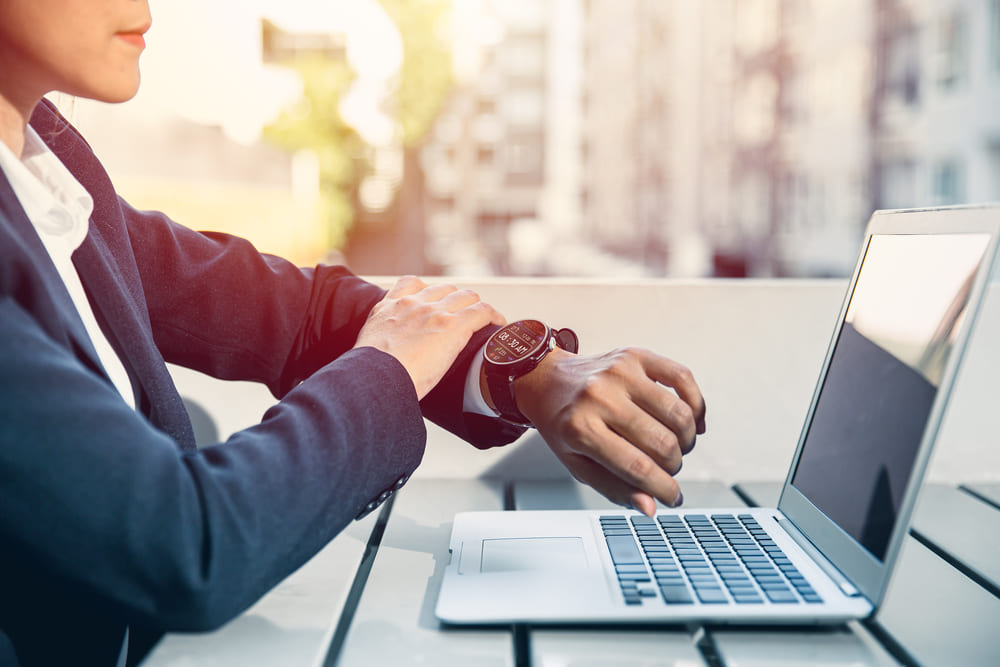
[0,2,705,665]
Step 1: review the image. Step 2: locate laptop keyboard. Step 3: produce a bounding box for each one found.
[600,513,824,606]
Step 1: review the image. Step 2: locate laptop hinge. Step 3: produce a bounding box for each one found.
[776,517,862,598]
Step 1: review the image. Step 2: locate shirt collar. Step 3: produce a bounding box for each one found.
[0,125,94,250]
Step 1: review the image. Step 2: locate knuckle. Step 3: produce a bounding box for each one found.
[650,428,680,459]
[623,453,655,485]
[668,400,695,429]
[428,309,451,327]
[674,363,695,386]
[563,410,591,441]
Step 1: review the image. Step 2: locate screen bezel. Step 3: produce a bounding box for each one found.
[776,206,1000,606]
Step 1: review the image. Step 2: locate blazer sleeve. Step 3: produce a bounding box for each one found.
[0,294,424,632]
[123,202,525,448]
[123,201,386,398]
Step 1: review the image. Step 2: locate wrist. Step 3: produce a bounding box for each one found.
[481,320,578,426]
[510,346,571,423]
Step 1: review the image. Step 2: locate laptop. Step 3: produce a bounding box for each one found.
[436,205,1000,625]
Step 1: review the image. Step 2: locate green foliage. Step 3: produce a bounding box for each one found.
[379,0,454,148]
[264,55,368,248]
[264,2,454,251]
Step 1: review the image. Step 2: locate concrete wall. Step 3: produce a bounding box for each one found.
[170,279,1000,486]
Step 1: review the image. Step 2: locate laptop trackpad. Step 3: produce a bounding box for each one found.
[480,537,587,573]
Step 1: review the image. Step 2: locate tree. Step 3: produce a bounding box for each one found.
[264,54,369,250]
[378,0,454,150]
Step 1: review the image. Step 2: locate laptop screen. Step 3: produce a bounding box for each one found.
[790,232,990,561]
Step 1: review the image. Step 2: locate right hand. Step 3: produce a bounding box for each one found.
[354,276,506,400]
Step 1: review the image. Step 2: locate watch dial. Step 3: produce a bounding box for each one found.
[486,320,547,364]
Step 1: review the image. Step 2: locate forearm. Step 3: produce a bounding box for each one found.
[125,202,386,397]
[0,304,424,631]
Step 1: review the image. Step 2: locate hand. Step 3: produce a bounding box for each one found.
[512,347,706,516]
[355,276,506,400]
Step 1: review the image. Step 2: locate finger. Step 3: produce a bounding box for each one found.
[639,351,707,434]
[453,300,507,332]
[627,379,698,454]
[386,275,427,298]
[414,282,460,303]
[562,451,679,516]
[576,420,684,509]
[606,402,685,473]
[438,288,485,312]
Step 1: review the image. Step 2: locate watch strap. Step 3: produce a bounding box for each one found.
[484,324,579,426]
[485,363,533,426]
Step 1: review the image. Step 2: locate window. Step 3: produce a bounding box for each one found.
[936,10,968,91]
[886,24,920,106]
[932,160,964,205]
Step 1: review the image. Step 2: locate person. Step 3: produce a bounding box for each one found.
[0,1,706,665]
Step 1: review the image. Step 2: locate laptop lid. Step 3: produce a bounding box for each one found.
[776,206,1000,606]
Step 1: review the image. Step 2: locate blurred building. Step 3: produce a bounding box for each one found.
[420,0,607,276]
[873,0,1000,210]
[421,1,552,275]
[576,0,1000,278]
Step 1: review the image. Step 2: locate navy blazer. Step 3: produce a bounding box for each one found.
[0,100,522,666]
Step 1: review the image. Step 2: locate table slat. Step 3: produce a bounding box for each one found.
[874,537,1000,666]
[732,481,1000,665]
[963,482,1000,510]
[531,629,707,667]
[332,479,513,667]
[712,623,900,667]
[908,484,1000,595]
[145,511,380,667]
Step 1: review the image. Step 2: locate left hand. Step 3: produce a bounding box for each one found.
[510,347,707,516]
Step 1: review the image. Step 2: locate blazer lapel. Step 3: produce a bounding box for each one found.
[0,168,109,381]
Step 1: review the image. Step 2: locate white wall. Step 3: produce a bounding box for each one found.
[170,279,1000,487]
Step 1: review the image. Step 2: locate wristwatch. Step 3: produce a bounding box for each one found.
[483,319,579,426]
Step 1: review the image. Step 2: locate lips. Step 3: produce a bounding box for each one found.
[116,32,146,48]
[117,20,151,49]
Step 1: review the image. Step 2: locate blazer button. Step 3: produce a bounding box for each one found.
[354,499,381,521]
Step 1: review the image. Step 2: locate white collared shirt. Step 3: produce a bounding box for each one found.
[0,127,136,409]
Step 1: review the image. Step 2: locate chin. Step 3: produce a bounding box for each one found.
[65,70,142,105]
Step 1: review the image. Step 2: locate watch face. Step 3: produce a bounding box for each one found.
[486,320,548,365]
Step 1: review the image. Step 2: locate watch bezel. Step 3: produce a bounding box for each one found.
[484,319,552,369]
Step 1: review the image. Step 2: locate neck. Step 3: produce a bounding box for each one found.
[0,91,40,159]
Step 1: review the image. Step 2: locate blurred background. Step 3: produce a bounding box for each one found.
[65,0,1000,278]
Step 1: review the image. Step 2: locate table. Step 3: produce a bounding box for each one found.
[146,475,1000,666]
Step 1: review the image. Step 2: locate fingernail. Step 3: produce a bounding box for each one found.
[671,491,684,508]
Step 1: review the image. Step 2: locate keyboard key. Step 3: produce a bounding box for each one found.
[765,589,799,603]
[615,564,647,574]
[696,588,729,604]
[759,582,791,592]
[733,594,764,604]
[606,535,644,565]
[660,584,693,604]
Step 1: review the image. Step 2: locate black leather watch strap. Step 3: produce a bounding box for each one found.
[483,322,578,427]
